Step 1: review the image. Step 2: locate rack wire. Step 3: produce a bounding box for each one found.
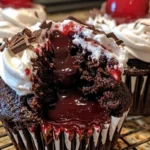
[0,116,150,150]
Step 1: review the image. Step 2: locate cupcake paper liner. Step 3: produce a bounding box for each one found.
[123,68,150,115]
[4,110,129,150]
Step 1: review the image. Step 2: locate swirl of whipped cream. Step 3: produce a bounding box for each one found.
[0,4,47,42]
[0,23,48,96]
[87,14,116,34]
[0,46,36,96]
[113,19,150,63]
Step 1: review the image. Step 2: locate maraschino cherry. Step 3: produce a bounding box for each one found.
[1,0,33,8]
[106,0,149,23]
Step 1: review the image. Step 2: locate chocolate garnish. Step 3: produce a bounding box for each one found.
[140,22,150,27]
[28,44,34,50]
[106,32,118,41]
[23,28,32,37]
[116,40,123,45]
[28,29,42,43]
[40,21,52,29]
[106,32,124,45]
[35,11,39,18]
[3,38,9,44]
[11,40,27,54]
[33,29,42,37]
[0,44,5,52]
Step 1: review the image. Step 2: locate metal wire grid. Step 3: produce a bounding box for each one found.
[0,116,150,150]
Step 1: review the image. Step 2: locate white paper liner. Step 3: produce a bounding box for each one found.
[12,132,19,144]
[29,132,39,150]
[140,76,148,95]
[101,124,110,144]
[9,110,129,150]
[122,75,148,96]
[76,134,80,150]
[19,130,27,149]
[131,76,136,94]
[93,126,100,147]
[64,131,71,150]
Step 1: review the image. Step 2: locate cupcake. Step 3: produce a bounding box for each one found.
[0,0,47,43]
[0,16,132,150]
[87,0,150,115]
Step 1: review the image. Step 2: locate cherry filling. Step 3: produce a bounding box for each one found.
[47,90,110,129]
[50,30,78,89]
[44,27,118,132]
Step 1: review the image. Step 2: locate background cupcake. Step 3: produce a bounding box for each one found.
[0,0,47,43]
[0,17,132,149]
[87,0,150,116]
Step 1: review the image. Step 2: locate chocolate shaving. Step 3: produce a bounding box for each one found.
[10,34,18,44]
[0,44,5,52]
[106,32,124,45]
[116,40,123,45]
[33,29,42,37]
[11,34,24,47]
[11,39,27,54]
[106,32,118,41]
[3,38,9,44]
[28,29,42,43]
[134,22,139,28]
[28,36,38,43]
[40,21,52,29]
[140,23,150,27]
[35,11,39,18]
[28,44,34,50]
[23,28,32,37]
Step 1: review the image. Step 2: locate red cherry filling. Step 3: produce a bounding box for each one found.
[1,0,33,8]
[50,30,77,89]
[25,68,30,76]
[62,21,82,35]
[107,66,122,83]
[106,0,149,23]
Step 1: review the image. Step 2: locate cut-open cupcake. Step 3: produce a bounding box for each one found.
[0,16,132,150]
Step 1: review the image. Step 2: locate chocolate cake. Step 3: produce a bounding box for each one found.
[0,16,132,150]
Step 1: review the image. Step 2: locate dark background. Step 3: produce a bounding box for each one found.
[35,0,105,13]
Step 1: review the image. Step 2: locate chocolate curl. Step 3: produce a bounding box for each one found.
[106,32,123,45]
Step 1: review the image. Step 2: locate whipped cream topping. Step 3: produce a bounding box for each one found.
[0,23,49,96]
[113,19,150,63]
[0,19,127,96]
[87,14,116,34]
[0,4,47,42]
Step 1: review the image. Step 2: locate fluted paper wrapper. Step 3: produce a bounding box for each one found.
[123,67,150,115]
[4,110,129,150]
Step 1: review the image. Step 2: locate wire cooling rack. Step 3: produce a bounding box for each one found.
[0,116,150,150]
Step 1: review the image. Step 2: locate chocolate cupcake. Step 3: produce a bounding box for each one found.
[113,20,150,115]
[86,0,150,116]
[0,16,132,150]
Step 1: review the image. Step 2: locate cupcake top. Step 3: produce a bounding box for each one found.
[87,1,150,63]
[0,17,132,129]
[0,3,47,42]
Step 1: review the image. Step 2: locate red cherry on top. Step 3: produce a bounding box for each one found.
[106,0,149,20]
[1,0,33,8]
